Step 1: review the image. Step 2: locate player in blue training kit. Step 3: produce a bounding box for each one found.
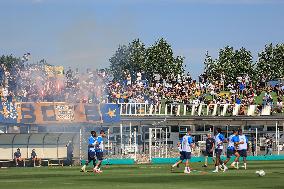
[94,130,106,174]
[81,131,97,172]
[213,128,225,173]
[238,129,249,169]
[222,130,242,171]
[171,130,194,174]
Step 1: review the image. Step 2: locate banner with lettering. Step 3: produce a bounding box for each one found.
[0,102,120,124]
[45,65,64,77]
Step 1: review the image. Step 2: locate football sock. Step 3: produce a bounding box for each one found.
[172,162,178,167]
[204,157,208,166]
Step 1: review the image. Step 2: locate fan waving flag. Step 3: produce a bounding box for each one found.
[100,104,121,123]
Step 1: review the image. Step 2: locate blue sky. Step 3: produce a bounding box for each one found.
[0,0,284,78]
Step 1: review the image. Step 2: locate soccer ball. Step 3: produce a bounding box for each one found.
[255,170,265,177]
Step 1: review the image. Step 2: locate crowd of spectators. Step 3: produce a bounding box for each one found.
[0,58,283,113]
[0,59,109,103]
[107,70,283,113]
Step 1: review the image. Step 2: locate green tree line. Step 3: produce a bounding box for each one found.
[1,40,284,87]
[109,38,184,82]
[110,39,284,86]
[204,43,284,86]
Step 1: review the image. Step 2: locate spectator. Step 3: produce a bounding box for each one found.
[274,97,283,113]
[0,53,282,115]
[239,79,246,95]
[30,149,41,167]
[14,148,24,167]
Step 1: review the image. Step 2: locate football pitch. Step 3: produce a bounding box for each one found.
[0,161,283,189]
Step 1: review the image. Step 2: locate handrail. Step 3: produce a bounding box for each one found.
[118,102,282,117]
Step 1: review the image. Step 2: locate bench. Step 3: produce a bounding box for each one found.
[0,160,13,168]
[0,159,27,167]
[0,158,66,167]
[46,158,64,167]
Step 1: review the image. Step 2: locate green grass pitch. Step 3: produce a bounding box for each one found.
[0,161,283,189]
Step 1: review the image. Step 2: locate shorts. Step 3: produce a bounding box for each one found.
[238,149,247,157]
[204,149,213,157]
[215,149,223,156]
[180,151,191,161]
[227,149,236,158]
[88,151,96,161]
[96,152,104,161]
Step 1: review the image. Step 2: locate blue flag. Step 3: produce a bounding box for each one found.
[100,104,120,123]
[0,102,18,123]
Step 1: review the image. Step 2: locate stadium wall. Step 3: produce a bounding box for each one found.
[151,155,284,164]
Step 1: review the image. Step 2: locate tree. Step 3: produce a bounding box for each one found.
[109,45,130,81]
[233,47,255,83]
[144,38,184,82]
[255,43,284,82]
[203,51,218,82]
[109,38,184,83]
[0,54,21,71]
[203,46,254,86]
[128,39,146,79]
[109,39,146,81]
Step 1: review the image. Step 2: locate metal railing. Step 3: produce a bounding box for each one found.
[119,103,283,117]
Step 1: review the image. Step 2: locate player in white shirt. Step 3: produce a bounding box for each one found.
[171,130,194,174]
[238,129,249,169]
[94,130,106,174]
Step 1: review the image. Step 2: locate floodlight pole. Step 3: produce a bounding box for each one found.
[226,125,229,138]
[165,127,168,158]
[134,128,137,161]
[155,127,157,157]
[159,128,161,158]
[277,127,280,155]
[276,122,278,155]
[149,128,152,161]
[256,128,258,156]
[120,123,123,157]
[129,122,132,149]
[79,127,82,163]
[107,128,110,156]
